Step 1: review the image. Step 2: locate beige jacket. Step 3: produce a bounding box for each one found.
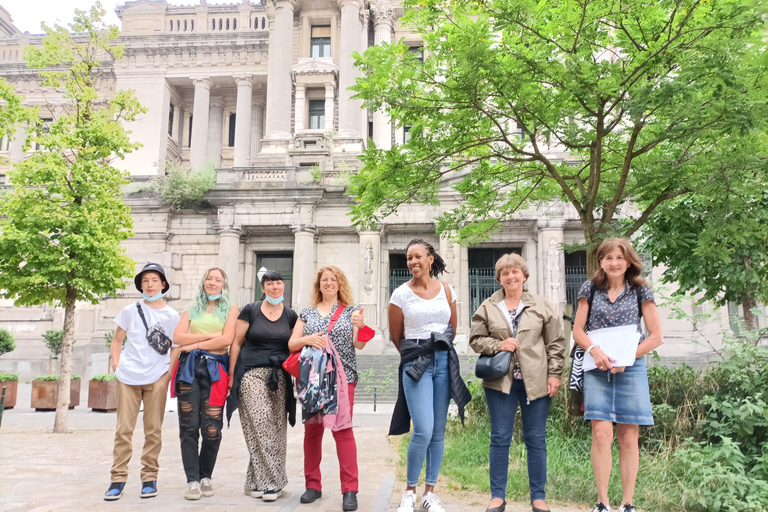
[469,289,566,401]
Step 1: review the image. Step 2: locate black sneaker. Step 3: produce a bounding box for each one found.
[262,489,282,501]
[301,488,322,503]
[141,481,158,498]
[104,482,125,501]
[592,504,610,512]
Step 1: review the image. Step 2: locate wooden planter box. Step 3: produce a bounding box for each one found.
[88,379,117,412]
[31,379,81,411]
[0,380,18,409]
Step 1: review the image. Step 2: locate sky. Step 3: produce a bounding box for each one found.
[2,0,244,34]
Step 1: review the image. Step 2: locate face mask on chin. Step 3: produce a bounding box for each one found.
[207,293,222,301]
[142,291,164,302]
[265,295,284,306]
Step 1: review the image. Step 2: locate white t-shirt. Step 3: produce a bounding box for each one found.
[389,282,456,340]
[114,302,180,386]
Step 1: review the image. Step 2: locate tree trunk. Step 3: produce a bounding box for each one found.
[741,292,758,332]
[53,286,77,433]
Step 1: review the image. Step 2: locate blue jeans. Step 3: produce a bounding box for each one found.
[403,349,450,487]
[485,381,551,502]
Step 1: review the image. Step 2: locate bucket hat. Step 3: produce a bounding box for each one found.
[134,262,170,294]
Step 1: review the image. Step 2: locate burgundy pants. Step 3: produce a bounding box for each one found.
[303,383,359,493]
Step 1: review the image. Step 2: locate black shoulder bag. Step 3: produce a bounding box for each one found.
[136,302,173,356]
[475,309,523,381]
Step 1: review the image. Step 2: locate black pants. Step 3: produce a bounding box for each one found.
[176,353,224,483]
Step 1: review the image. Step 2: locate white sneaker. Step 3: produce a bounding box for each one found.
[592,504,611,512]
[421,492,445,512]
[397,490,417,512]
[619,505,636,512]
[184,481,202,500]
[200,478,214,497]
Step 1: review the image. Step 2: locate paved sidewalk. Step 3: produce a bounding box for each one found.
[0,384,584,512]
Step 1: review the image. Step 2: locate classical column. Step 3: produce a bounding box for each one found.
[189,77,211,169]
[336,0,363,138]
[250,100,264,160]
[294,83,306,132]
[218,207,242,304]
[233,75,253,167]
[536,218,566,315]
[207,100,224,168]
[264,0,296,140]
[371,3,394,149]
[9,123,27,163]
[292,227,317,310]
[324,82,335,132]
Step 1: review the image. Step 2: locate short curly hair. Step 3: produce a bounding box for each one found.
[495,253,530,283]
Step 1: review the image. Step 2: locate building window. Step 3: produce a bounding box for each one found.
[168,104,174,137]
[226,18,230,30]
[2,132,10,151]
[408,45,424,63]
[565,250,587,318]
[169,20,173,31]
[35,118,53,151]
[262,17,266,29]
[403,125,412,144]
[233,19,237,30]
[228,114,236,147]
[308,100,325,130]
[191,20,194,31]
[389,253,410,296]
[310,26,331,58]
[0,174,5,185]
[188,116,193,146]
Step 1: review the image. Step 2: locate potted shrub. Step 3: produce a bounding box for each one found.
[0,327,17,409]
[31,374,81,411]
[88,374,117,412]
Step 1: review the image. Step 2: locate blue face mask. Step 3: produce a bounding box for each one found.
[142,291,164,302]
[265,295,284,306]
[207,294,222,301]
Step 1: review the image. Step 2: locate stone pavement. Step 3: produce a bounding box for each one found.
[0,384,584,512]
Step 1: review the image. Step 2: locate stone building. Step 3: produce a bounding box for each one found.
[0,0,756,380]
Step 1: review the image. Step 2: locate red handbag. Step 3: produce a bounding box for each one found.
[283,303,347,378]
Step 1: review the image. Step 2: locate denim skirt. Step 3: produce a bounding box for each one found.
[583,356,654,425]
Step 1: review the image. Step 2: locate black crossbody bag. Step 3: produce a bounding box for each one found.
[136,302,173,356]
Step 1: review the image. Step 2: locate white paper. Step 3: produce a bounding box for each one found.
[583,325,641,372]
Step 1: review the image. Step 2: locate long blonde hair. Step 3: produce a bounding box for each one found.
[311,266,355,306]
[591,238,647,290]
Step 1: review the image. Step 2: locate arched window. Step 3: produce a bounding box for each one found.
[226,19,230,30]
[169,20,173,31]
[262,17,266,29]
[219,18,223,30]
[184,20,187,31]
[177,20,180,31]
[191,20,194,31]
[249,17,252,28]
[233,19,237,30]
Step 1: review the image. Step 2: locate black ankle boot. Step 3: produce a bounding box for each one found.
[342,491,358,511]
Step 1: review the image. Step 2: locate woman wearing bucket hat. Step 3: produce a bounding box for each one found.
[104,263,181,501]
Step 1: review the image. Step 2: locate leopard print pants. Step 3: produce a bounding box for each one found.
[239,368,288,492]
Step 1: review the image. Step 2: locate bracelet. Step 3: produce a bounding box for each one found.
[586,344,598,355]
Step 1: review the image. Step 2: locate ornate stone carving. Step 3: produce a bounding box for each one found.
[370,3,395,28]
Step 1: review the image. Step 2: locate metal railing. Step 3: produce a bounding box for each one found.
[469,268,501,314]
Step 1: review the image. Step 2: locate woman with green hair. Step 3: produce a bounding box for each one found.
[172,267,239,500]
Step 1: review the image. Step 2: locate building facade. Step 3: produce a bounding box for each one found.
[0,0,752,380]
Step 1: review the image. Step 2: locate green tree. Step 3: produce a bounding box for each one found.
[350,0,768,273]
[642,132,768,330]
[0,327,15,357]
[0,78,37,155]
[0,4,144,433]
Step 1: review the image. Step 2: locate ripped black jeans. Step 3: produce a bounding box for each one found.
[176,353,224,483]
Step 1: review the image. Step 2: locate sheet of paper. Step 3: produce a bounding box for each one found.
[583,325,642,372]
